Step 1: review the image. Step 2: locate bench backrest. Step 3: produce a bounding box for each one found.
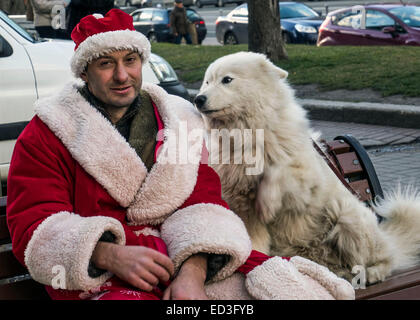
[0,196,49,300]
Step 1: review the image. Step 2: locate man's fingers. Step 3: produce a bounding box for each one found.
[149,263,172,283]
[138,270,160,288]
[151,251,175,277]
[128,275,154,292]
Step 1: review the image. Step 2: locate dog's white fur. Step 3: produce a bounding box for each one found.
[196,51,420,283]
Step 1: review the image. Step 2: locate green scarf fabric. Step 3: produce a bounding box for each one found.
[128,90,158,172]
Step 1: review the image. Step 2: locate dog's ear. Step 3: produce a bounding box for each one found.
[259,56,288,80]
[276,67,288,79]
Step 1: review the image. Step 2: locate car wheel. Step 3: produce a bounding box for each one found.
[224,32,238,45]
[283,32,291,44]
[196,0,202,8]
[148,32,158,43]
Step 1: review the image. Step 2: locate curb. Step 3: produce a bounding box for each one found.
[187,89,420,129]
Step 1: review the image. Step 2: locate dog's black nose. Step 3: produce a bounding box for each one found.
[194,95,207,110]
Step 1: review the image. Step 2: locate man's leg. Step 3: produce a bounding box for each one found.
[174,34,182,44]
[185,33,192,44]
[35,26,56,38]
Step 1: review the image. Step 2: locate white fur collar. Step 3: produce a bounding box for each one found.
[34,81,204,225]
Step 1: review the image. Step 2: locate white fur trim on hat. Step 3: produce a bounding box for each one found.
[70,29,151,78]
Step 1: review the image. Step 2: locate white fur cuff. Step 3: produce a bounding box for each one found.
[245,257,355,300]
[160,203,252,282]
[290,256,355,300]
[24,212,126,291]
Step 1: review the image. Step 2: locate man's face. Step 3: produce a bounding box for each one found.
[81,50,142,109]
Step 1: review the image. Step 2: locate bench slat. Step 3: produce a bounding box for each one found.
[0,249,28,279]
[356,265,420,300]
[349,179,371,203]
[0,214,9,242]
[0,196,6,215]
[335,152,364,177]
[327,140,351,154]
[0,279,49,300]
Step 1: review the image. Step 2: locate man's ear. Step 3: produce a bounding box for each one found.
[80,71,88,82]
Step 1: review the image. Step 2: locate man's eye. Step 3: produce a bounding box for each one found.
[99,60,111,66]
[222,76,233,84]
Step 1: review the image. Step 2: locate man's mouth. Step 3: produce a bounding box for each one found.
[111,86,132,94]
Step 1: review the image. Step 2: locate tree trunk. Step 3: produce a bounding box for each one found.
[248,0,288,61]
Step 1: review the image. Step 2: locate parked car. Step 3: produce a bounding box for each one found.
[114,0,144,7]
[215,2,324,45]
[0,9,189,190]
[130,7,207,43]
[194,0,244,8]
[317,4,420,46]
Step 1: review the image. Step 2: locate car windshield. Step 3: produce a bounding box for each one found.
[229,2,319,20]
[280,3,319,19]
[388,6,420,27]
[0,10,35,43]
[187,9,201,21]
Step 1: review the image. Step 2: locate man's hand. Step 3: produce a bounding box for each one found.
[92,242,174,292]
[163,254,209,300]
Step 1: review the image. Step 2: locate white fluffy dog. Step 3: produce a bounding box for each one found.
[194,51,420,283]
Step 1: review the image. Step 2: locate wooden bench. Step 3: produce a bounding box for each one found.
[1,135,420,300]
[0,196,49,300]
[324,135,420,300]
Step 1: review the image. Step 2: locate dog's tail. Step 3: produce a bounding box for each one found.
[374,184,420,271]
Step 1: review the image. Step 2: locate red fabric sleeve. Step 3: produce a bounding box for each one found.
[178,160,230,210]
[237,250,290,275]
[6,116,75,266]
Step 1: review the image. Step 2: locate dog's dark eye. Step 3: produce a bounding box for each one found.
[222,76,233,84]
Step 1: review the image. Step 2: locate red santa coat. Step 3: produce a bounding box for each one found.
[7,82,355,300]
[7,82,252,293]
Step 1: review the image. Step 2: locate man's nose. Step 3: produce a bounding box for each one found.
[114,63,129,83]
[194,95,207,110]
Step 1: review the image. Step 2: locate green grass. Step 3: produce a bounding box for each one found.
[151,43,420,97]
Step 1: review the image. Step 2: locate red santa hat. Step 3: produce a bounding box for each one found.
[70,8,151,78]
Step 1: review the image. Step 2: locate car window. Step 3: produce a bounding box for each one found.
[333,10,363,29]
[280,3,319,19]
[139,10,153,22]
[186,9,200,21]
[132,12,141,22]
[231,4,248,18]
[152,10,167,22]
[0,10,35,43]
[0,34,13,57]
[388,6,420,27]
[366,10,395,30]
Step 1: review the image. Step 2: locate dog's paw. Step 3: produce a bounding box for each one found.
[366,265,388,284]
